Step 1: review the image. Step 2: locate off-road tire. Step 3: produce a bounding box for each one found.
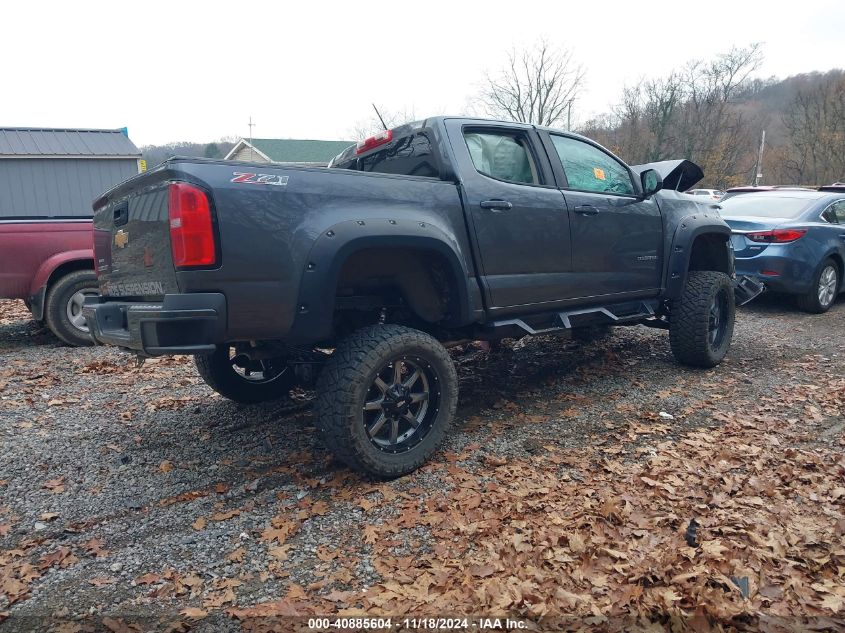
[315,324,458,478]
[796,258,839,314]
[195,345,295,404]
[669,271,735,368]
[44,270,98,346]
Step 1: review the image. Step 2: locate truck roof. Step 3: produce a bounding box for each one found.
[330,115,596,168]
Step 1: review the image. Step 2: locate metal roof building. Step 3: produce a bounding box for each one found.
[224,137,352,166]
[0,127,141,219]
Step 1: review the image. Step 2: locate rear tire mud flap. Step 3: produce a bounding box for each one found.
[27,286,47,321]
[734,275,765,306]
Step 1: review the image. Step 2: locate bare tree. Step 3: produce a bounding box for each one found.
[348,106,419,141]
[676,44,764,186]
[606,73,685,165]
[583,44,764,187]
[781,71,845,185]
[481,41,586,128]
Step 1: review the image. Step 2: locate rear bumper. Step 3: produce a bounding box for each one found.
[82,293,226,355]
[735,254,815,295]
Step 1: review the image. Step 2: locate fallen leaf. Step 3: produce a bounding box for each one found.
[83,538,109,558]
[179,607,208,620]
[42,477,65,493]
[228,547,245,563]
[484,455,508,467]
[311,501,330,516]
[203,587,235,608]
[363,524,379,545]
[210,510,240,522]
[822,594,845,613]
[357,497,376,512]
[135,573,163,585]
[568,532,586,554]
[469,564,496,578]
[268,545,293,561]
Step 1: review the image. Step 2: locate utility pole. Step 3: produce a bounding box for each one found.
[567,101,572,132]
[753,130,766,186]
[248,116,256,161]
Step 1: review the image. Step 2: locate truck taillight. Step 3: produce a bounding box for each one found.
[355,129,393,154]
[168,182,216,268]
[746,228,807,243]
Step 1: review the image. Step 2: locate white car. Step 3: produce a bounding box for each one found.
[687,188,725,200]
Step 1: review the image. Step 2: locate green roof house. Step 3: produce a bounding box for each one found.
[224,137,353,166]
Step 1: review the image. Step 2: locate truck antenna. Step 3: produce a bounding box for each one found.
[372,104,388,131]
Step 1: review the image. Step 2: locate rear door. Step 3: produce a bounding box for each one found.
[541,132,663,299]
[444,120,574,311]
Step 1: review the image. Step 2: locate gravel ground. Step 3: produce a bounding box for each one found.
[1,293,843,631]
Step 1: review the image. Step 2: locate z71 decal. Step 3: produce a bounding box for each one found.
[231,172,289,186]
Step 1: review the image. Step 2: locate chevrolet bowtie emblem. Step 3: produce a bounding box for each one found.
[114,230,129,249]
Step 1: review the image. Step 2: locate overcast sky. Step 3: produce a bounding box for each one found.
[3,0,843,146]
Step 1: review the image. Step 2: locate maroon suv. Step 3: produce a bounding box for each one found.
[0,126,141,345]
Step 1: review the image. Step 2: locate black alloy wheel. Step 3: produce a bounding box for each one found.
[362,356,440,453]
[708,285,730,350]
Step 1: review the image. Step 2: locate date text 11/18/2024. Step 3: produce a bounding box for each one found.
[306,617,528,630]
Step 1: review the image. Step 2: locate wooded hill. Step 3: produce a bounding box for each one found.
[580,51,844,189]
[140,140,236,169]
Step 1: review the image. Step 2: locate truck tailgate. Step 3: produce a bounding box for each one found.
[93,185,178,299]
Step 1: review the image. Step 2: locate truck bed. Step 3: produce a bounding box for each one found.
[91,158,474,342]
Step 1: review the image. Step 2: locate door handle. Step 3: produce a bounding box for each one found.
[573,205,599,216]
[480,200,513,211]
[113,202,129,227]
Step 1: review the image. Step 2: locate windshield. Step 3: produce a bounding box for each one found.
[719,195,816,218]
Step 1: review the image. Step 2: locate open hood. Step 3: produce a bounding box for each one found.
[631,159,704,192]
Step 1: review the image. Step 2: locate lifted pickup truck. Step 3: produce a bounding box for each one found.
[84,117,761,477]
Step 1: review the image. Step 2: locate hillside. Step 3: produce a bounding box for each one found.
[581,65,844,188]
[140,140,236,169]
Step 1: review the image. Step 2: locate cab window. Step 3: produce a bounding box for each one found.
[357,132,439,178]
[821,205,838,223]
[463,131,540,185]
[550,135,634,195]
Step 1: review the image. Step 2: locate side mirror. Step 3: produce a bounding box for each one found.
[640,169,663,197]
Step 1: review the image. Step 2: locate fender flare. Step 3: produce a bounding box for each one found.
[29,249,95,296]
[286,219,476,343]
[664,215,732,301]
[28,250,95,320]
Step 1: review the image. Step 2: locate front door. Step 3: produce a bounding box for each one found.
[543,132,663,299]
[445,122,576,311]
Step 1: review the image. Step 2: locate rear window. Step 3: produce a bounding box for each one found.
[719,195,816,218]
[338,132,440,178]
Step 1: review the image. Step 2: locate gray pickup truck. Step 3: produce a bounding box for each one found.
[84,116,761,477]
